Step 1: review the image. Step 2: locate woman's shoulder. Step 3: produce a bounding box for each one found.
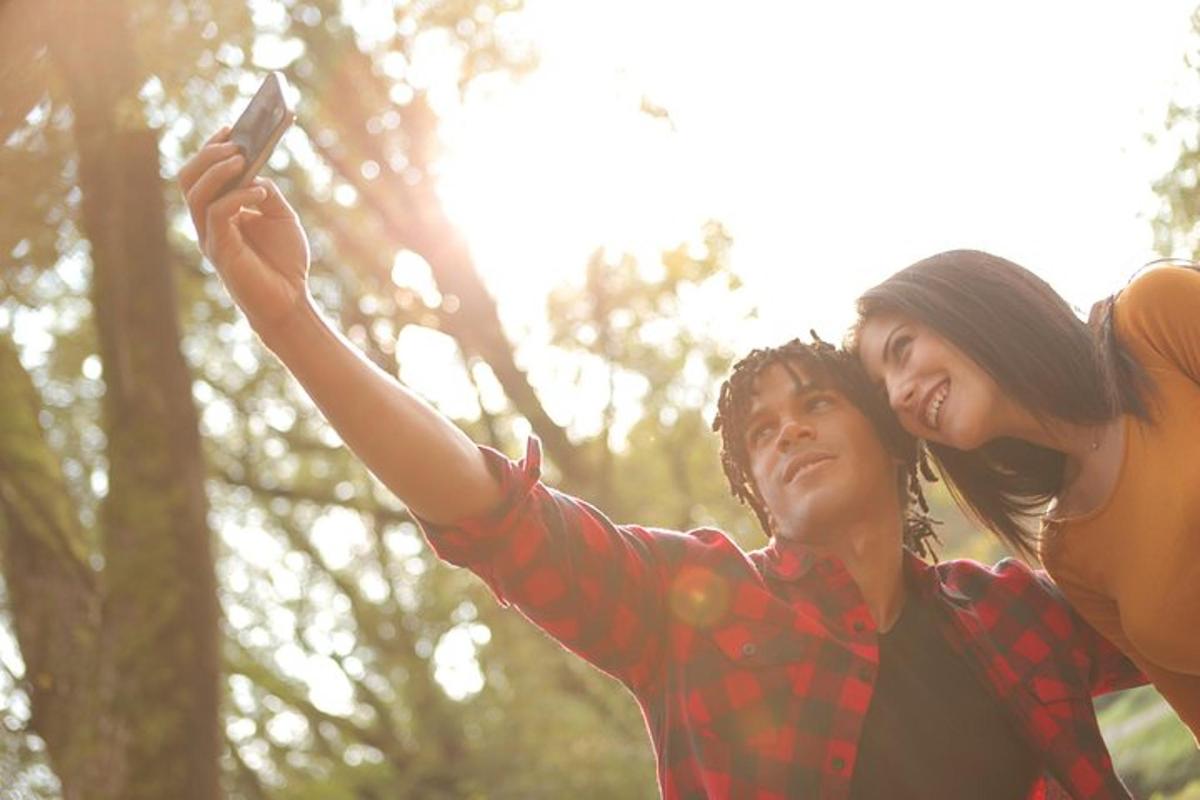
[1118,264,1199,314]
[1113,264,1200,362]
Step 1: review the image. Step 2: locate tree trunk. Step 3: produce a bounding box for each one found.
[0,0,51,143]
[0,337,120,800]
[3,0,225,797]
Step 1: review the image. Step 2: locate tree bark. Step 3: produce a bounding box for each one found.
[0,0,51,144]
[0,337,120,800]
[5,0,225,797]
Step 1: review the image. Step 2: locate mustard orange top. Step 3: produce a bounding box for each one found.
[1040,265,1200,739]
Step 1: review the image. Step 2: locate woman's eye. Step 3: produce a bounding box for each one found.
[891,334,912,362]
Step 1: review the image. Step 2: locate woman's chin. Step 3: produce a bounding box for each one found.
[945,428,990,452]
[927,425,984,452]
[903,416,986,452]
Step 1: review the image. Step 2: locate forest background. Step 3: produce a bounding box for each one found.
[2,0,1200,797]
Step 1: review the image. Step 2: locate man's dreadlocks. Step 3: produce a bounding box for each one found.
[711,333,941,559]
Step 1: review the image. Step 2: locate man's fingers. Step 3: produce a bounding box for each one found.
[177,139,242,195]
[185,151,247,245]
[251,178,299,220]
[209,184,268,227]
[176,127,237,199]
[204,184,268,259]
[203,125,231,146]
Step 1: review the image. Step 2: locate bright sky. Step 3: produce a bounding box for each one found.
[436,0,1199,355]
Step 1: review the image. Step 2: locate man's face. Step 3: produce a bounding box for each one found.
[743,360,900,543]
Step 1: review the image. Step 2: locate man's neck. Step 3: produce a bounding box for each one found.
[806,509,908,633]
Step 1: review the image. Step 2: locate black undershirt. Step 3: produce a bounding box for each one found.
[848,591,1041,799]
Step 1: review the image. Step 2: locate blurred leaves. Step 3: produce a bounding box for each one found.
[3,0,1199,797]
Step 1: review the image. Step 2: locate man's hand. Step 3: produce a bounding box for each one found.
[177,126,310,334]
[177,128,501,523]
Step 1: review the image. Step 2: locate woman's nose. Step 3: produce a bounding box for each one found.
[888,377,918,413]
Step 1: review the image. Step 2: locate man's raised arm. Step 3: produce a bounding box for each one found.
[177,126,501,524]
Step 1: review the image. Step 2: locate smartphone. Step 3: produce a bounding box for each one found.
[218,71,295,196]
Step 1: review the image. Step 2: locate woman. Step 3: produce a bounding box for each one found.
[852,249,1200,738]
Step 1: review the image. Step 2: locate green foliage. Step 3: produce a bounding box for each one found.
[1154,9,1200,260]
[3,0,1199,797]
[1154,780,1200,800]
[1098,687,1200,798]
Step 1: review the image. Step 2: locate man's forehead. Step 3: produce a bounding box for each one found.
[746,359,830,410]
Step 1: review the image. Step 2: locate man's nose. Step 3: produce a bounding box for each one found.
[777,418,814,450]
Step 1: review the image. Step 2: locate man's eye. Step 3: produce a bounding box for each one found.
[806,395,834,412]
[750,424,775,444]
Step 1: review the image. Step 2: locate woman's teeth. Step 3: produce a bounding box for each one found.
[925,383,948,429]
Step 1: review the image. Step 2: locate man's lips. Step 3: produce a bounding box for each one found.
[783,452,836,483]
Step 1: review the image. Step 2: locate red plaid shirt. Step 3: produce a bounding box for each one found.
[420,440,1144,799]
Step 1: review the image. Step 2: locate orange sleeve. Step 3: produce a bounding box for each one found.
[1115,266,1200,384]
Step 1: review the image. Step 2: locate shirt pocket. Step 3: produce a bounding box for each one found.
[684,612,817,757]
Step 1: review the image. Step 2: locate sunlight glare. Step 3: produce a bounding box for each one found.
[433,0,1196,358]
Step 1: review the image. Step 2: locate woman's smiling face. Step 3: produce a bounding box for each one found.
[856,311,1011,451]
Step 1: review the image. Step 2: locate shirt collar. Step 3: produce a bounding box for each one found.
[759,536,973,607]
[758,536,821,580]
[903,550,973,607]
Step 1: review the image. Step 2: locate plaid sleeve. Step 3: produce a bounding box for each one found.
[1072,613,1147,696]
[416,437,676,692]
[1024,567,1147,696]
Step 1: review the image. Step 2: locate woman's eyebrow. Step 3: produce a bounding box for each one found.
[880,323,904,365]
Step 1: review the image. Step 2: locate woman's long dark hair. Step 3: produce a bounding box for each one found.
[852,249,1155,557]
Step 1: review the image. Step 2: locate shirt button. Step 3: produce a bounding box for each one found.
[858,665,872,682]
[852,620,866,634]
[831,756,846,772]
[741,643,757,657]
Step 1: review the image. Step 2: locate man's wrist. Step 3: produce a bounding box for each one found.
[253,292,326,359]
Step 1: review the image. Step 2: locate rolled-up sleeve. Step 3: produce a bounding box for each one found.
[416,437,679,691]
[418,438,546,599]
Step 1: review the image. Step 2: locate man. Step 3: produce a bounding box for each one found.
[180,130,1142,799]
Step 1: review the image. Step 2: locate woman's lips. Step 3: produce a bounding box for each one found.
[920,379,950,430]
